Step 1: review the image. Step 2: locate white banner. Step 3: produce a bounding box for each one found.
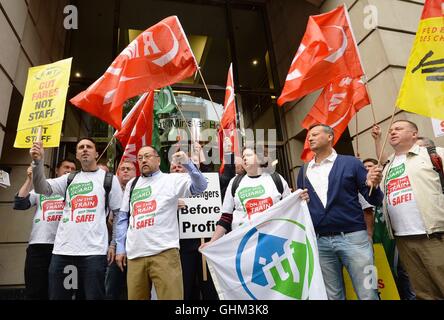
[179,173,222,239]
[431,118,444,138]
[200,191,327,300]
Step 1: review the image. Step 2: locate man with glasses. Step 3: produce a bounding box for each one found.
[115,146,207,300]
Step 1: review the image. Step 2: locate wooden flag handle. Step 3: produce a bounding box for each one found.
[201,238,208,281]
[36,126,43,143]
[369,105,398,196]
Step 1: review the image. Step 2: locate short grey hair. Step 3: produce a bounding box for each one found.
[308,124,335,139]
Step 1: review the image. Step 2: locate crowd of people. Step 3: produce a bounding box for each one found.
[13,119,444,300]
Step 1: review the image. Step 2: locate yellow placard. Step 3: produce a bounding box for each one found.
[344,243,400,300]
[14,122,63,148]
[16,57,72,131]
[396,17,444,118]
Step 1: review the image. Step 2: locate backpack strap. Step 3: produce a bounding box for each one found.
[64,170,79,202]
[231,173,246,198]
[270,172,284,199]
[103,172,113,213]
[128,176,140,217]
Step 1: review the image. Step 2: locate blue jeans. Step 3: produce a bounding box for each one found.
[48,254,107,300]
[317,230,378,300]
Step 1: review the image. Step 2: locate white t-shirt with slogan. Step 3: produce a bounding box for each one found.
[28,189,64,244]
[385,154,426,236]
[48,169,122,255]
[120,172,192,260]
[222,173,291,230]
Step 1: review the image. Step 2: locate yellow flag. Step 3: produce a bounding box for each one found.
[14,57,72,148]
[396,0,444,118]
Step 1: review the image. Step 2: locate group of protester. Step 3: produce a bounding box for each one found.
[12,119,444,300]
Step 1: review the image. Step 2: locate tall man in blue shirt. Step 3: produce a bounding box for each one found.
[297,124,383,300]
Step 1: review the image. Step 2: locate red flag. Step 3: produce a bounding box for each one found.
[300,76,370,162]
[421,0,443,19]
[119,92,155,175]
[114,94,148,148]
[219,64,240,172]
[70,16,197,130]
[278,5,364,106]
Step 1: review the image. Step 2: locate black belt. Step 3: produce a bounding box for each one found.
[316,231,355,237]
[396,232,444,240]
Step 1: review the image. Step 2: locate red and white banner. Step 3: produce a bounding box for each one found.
[278,5,364,107]
[70,16,197,130]
[301,76,370,162]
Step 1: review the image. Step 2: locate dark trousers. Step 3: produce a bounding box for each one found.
[105,261,127,300]
[396,259,416,300]
[48,254,107,300]
[180,239,219,300]
[24,244,54,300]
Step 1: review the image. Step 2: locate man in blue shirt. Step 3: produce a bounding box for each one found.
[297,124,383,300]
[115,146,207,300]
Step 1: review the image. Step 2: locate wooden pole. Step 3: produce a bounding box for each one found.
[97,137,115,163]
[355,112,359,158]
[197,68,221,124]
[369,105,398,195]
[201,238,208,281]
[36,126,43,142]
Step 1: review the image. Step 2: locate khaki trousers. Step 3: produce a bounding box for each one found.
[127,248,183,300]
[396,235,444,300]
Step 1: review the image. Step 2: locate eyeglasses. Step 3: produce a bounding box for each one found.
[137,153,159,161]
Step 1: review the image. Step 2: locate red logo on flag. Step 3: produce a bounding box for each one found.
[277,5,364,107]
[300,77,370,162]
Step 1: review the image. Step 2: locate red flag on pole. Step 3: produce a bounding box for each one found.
[300,76,370,162]
[119,91,155,175]
[70,16,197,130]
[114,94,148,148]
[219,64,240,172]
[277,5,364,107]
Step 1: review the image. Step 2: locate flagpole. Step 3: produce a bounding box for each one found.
[175,103,196,143]
[201,238,208,281]
[369,104,398,195]
[363,75,377,124]
[37,125,43,143]
[97,136,115,163]
[197,66,234,153]
[197,68,222,124]
[355,112,360,158]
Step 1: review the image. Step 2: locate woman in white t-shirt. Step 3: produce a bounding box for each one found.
[201,147,307,248]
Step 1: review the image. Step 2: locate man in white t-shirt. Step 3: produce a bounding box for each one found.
[29,138,123,300]
[382,120,444,299]
[115,146,208,300]
[13,159,76,299]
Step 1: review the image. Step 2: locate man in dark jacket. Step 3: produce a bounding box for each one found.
[297,124,383,300]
